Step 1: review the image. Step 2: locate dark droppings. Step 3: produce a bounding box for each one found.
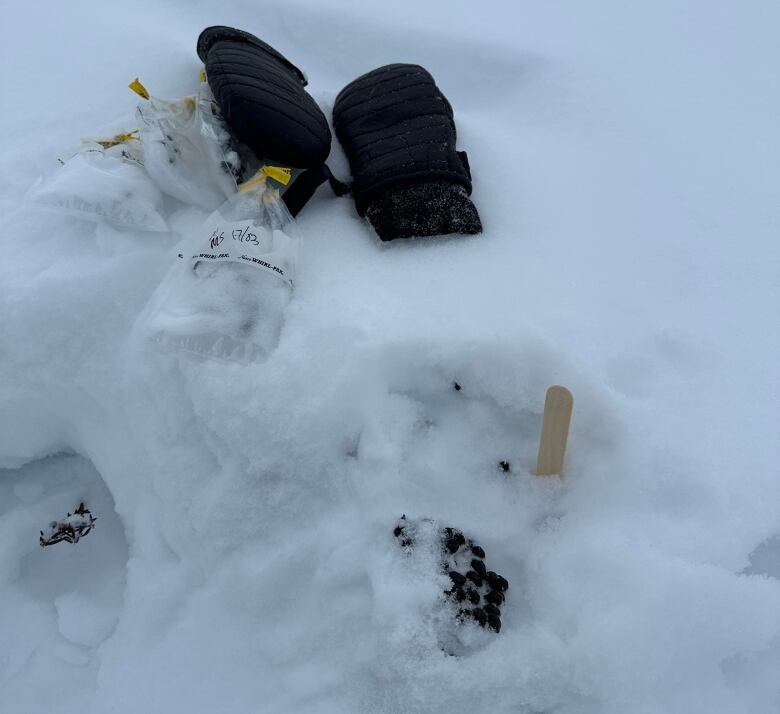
[393,516,510,636]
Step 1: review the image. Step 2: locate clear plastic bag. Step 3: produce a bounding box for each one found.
[25,139,168,232]
[134,178,299,363]
[135,80,256,210]
[196,81,260,188]
[136,91,230,209]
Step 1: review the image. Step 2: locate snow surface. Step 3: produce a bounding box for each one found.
[1,1,779,712]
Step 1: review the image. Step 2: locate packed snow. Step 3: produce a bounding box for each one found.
[1,1,778,712]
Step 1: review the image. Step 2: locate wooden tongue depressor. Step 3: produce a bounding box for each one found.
[535,385,574,476]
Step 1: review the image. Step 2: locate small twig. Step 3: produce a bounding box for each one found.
[39,502,97,547]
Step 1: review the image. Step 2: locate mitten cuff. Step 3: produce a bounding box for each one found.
[364,179,482,241]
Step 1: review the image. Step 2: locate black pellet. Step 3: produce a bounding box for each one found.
[486,571,509,592]
[485,590,504,606]
[449,571,467,587]
[470,545,486,559]
[466,570,484,587]
[472,608,487,627]
[483,603,500,617]
[487,613,501,633]
[466,588,480,605]
[471,558,486,576]
[445,537,465,554]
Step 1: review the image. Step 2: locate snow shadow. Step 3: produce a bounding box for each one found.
[0,452,128,711]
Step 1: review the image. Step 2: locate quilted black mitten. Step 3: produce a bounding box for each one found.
[197,26,345,216]
[333,64,482,240]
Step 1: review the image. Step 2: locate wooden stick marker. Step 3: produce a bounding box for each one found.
[535,385,574,476]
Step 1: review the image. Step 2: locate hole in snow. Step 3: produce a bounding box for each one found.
[3,452,128,649]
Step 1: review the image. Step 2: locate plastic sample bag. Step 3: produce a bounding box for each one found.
[25,137,168,232]
[196,80,260,188]
[133,77,254,210]
[135,174,298,363]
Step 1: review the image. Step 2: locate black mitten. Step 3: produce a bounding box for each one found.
[197,26,345,216]
[333,63,481,241]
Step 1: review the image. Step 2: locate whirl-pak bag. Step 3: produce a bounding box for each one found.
[135,173,298,363]
[133,78,244,211]
[25,136,168,232]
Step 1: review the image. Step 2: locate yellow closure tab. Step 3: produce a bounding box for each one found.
[128,77,150,100]
[260,165,292,186]
[239,166,293,193]
[94,129,139,149]
[238,173,267,193]
[199,67,207,83]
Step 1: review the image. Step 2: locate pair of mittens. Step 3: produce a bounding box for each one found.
[199,27,480,237]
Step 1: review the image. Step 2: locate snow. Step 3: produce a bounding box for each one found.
[1,1,779,712]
